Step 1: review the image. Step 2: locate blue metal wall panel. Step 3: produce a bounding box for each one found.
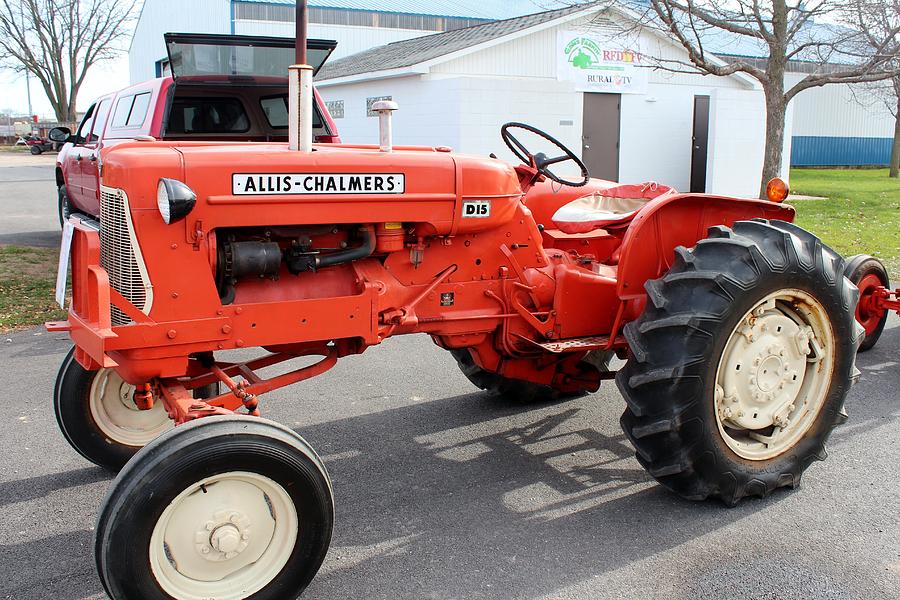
[790,136,893,166]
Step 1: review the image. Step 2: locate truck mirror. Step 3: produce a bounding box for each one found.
[49,127,71,143]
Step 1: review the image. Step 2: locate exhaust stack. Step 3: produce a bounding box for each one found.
[372,100,399,152]
[289,0,313,152]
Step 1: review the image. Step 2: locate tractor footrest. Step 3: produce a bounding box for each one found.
[523,335,626,353]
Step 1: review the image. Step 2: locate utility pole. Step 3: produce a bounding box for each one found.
[25,69,34,133]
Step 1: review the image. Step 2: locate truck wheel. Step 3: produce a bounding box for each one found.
[30,145,42,155]
[617,220,863,505]
[95,416,333,600]
[449,348,579,402]
[843,254,890,352]
[58,185,71,226]
[54,347,217,471]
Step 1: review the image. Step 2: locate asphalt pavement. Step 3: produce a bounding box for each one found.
[0,152,898,599]
[0,151,60,247]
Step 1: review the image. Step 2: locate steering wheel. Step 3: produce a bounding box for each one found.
[501,122,590,187]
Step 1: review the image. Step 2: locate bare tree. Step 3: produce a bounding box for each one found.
[0,0,136,122]
[889,78,900,177]
[849,0,900,177]
[567,0,900,196]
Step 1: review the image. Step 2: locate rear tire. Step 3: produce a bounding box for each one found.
[54,347,219,471]
[449,348,580,402]
[95,416,333,600]
[843,254,889,352]
[617,220,863,505]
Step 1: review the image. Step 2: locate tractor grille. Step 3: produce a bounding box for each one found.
[99,186,153,326]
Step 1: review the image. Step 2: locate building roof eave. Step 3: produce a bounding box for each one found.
[414,6,601,72]
[315,65,428,87]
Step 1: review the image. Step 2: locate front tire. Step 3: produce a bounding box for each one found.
[95,416,333,600]
[58,184,72,226]
[30,145,42,155]
[54,347,217,471]
[843,254,890,352]
[618,220,863,505]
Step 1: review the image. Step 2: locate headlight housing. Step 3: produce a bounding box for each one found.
[157,178,197,224]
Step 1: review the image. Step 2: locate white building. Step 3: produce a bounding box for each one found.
[316,4,789,198]
[129,0,564,82]
[129,1,896,190]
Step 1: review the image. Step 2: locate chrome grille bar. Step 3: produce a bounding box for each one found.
[99,186,153,326]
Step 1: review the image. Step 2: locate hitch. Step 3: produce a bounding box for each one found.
[156,349,338,424]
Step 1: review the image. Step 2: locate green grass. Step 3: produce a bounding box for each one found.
[0,245,67,331]
[788,168,900,278]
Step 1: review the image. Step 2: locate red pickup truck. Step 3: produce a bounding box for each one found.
[51,33,341,224]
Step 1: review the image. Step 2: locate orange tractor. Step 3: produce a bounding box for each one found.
[48,4,864,598]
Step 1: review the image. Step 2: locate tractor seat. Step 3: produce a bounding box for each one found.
[552,182,676,234]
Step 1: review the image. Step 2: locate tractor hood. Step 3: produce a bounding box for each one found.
[163,33,337,85]
[99,142,524,236]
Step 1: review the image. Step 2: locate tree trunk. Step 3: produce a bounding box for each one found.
[760,90,788,199]
[890,95,900,178]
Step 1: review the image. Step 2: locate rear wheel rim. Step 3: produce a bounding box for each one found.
[714,289,835,461]
[88,369,172,446]
[149,471,298,600]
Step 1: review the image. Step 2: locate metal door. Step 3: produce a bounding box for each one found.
[690,95,710,193]
[582,93,621,182]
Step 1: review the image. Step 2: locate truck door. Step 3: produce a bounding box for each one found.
[80,98,112,215]
[65,103,97,212]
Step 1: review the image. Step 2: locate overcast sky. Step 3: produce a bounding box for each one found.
[0,54,130,119]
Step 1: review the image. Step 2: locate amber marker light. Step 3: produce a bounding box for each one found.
[766,177,790,203]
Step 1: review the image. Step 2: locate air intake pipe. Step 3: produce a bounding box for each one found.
[285,226,375,274]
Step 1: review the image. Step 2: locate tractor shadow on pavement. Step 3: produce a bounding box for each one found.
[0,466,107,509]
[297,388,797,599]
[830,321,900,445]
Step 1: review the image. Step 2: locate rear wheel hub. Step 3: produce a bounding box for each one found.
[715,290,834,461]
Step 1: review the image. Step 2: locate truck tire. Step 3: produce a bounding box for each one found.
[57,184,71,226]
[449,348,579,402]
[843,254,890,352]
[95,416,333,600]
[54,347,219,471]
[30,145,42,155]
[617,220,863,506]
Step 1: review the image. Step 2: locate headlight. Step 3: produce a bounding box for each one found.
[157,178,197,224]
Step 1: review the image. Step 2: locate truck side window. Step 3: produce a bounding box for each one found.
[88,99,112,143]
[75,103,96,144]
[111,95,134,128]
[110,92,151,130]
[127,92,152,127]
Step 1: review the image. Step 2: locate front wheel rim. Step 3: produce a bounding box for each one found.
[149,471,299,600]
[714,289,835,461]
[88,369,172,446]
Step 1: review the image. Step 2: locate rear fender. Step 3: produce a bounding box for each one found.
[616,194,795,300]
